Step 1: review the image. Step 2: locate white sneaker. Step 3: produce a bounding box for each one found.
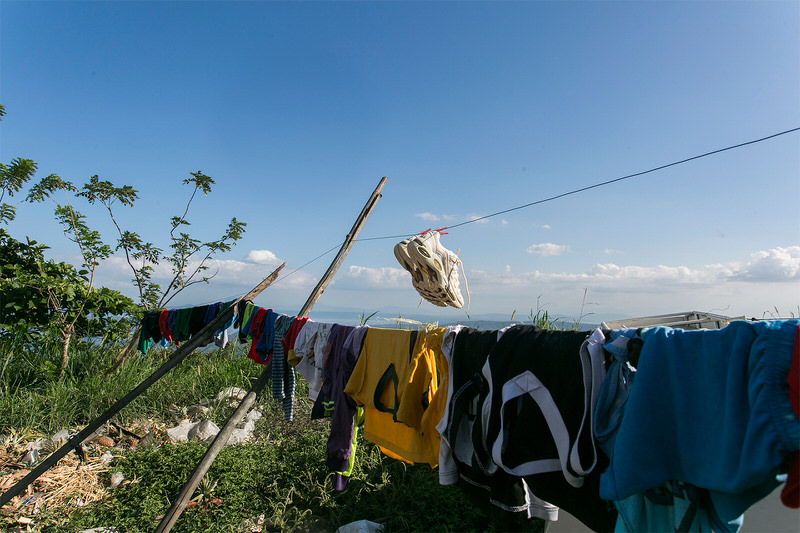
[394,231,464,308]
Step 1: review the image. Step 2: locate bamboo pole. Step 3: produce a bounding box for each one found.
[155,176,388,533]
[0,263,285,510]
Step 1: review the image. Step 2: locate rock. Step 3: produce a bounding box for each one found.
[188,420,220,442]
[186,405,210,420]
[245,410,262,423]
[166,422,197,444]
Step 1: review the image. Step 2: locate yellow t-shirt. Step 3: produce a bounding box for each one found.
[344,327,446,467]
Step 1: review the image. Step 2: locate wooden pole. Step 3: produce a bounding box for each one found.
[0,263,285,510]
[155,176,388,533]
[297,176,388,317]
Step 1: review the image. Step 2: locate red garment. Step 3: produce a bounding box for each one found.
[281,317,309,364]
[158,309,172,342]
[247,308,269,365]
[781,324,800,508]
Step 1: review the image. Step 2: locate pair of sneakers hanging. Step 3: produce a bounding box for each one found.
[394,229,465,308]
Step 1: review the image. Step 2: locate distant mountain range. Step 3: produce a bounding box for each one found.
[304,309,600,331]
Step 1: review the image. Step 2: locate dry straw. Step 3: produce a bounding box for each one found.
[1,433,118,518]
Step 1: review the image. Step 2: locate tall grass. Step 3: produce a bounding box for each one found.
[1,336,514,532]
[0,338,261,434]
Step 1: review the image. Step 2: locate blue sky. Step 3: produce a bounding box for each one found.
[2,1,798,324]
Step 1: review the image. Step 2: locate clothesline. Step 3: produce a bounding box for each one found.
[137,302,800,532]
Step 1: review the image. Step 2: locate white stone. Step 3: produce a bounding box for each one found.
[245,410,262,422]
[166,422,198,443]
[187,419,220,442]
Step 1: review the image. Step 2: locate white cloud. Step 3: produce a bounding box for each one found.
[96,252,315,298]
[93,246,800,322]
[442,214,457,221]
[415,212,440,222]
[527,243,570,256]
[501,219,509,225]
[345,265,410,287]
[469,246,800,296]
[244,249,281,265]
[468,214,490,224]
[541,224,551,230]
[733,246,800,281]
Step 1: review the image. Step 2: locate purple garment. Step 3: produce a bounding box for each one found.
[312,325,369,475]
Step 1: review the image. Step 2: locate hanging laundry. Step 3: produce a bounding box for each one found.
[158,309,172,342]
[235,301,256,344]
[187,305,210,340]
[439,325,618,530]
[240,307,268,364]
[293,321,334,401]
[172,307,193,342]
[137,310,164,354]
[506,327,615,532]
[598,319,800,530]
[254,309,279,364]
[440,326,559,526]
[474,326,604,483]
[202,302,219,326]
[282,316,310,367]
[310,324,369,490]
[781,324,800,508]
[433,324,466,485]
[394,230,466,309]
[344,327,442,466]
[198,300,234,348]
[271,314,295,422]
[167,308,179,340]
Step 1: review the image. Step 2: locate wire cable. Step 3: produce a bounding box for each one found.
[252,127,799,284]
[270,241,344,287]
[358,126,800,238]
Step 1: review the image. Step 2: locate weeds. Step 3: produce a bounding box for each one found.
[0,340,260,433]
[1,336,497,532]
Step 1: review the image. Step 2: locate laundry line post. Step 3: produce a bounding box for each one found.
[0,264,285,510]
[155,176,388,533]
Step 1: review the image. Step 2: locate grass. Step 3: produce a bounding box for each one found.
[0,338,260,433]
[0,336,522,532]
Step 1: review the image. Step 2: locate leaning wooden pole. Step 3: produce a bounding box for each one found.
[155,176,388,533]
[0,263,285,510]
